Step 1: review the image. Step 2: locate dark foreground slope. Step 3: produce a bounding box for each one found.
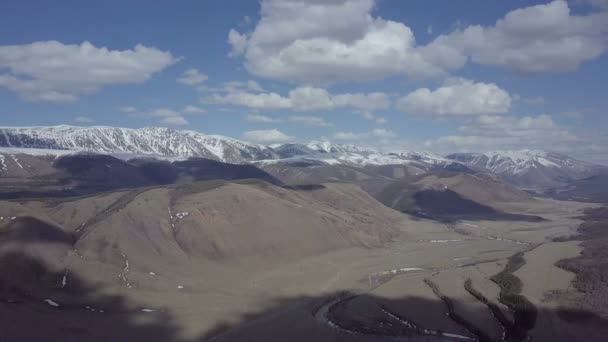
[0,154,281,199]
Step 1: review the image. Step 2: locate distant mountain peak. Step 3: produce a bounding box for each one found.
[446,150,600,189]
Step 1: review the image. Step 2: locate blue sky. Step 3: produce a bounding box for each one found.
[1,0,607,162]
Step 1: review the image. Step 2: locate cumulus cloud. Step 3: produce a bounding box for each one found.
[182,105,205,113]
[246,114,281,123]
[370,128,396,138]
[333,131,361,141]
[242,128,293,144]
[396,78,512,116]
[287,115,332,127]
[204,90,292,110]
[425,0,608,72]
[362,111,387,124]
[203,84,391,112]
[119,106,138,113]
[228,29,249,58]
[140,105,205,126]
[228,0,456,84]
[201,80,265,94]
[229,1,607,84]
[333,128,396,140]
[147,108,188,125]
[375,117,387,124]
[0,41,177,103]
[333,92,391,111]
[426,114,579,153]
[177,68,208,86]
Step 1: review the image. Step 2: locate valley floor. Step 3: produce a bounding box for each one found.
[1,197,606,342]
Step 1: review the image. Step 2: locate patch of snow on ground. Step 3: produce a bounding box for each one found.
[44,299,60,307]
[10,154,23,168]
[0,147,77,157]
[452,257,472,261]
[175,212,189,219]
[61,270,68,288]
[0,155,6,172]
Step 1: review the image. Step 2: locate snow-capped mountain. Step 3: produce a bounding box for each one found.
[272,143,319,159]
[446,150,602,188]
[1,126,602,188]
[255,149,456,169]
[0,126,278,164]
[306,141,375,154]
[266,142,455,168]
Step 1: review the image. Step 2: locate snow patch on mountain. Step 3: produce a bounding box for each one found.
[306,141,375,154]
[0,126,278,164]
[446,150,601,188]
[255,150,453,168]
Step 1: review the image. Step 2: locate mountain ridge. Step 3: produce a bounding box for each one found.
[1,125,603,189]
[446,150,602,189]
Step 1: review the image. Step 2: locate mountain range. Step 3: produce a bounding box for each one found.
[0,125,604,189]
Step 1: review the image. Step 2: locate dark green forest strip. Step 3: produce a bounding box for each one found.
[489,252,537,341]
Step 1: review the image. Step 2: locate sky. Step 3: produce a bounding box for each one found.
[0,0,607,163]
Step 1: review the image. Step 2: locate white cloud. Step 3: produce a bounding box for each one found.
[287,115,332,127]
[426,114,579,153]
[362,111,375,120]
[333,131,361,141]
[148,108,181,118]
[243,128,293,144]
[119,106,137,113]
[182,105,205,113]
[74,116,93,123]
[560,108,590,119]
[375,117,387,124]
[333,128,396,140]
[225,80,264,93]
[425,0,608,72]
[177,68,207,86]
[159,116,188,126]
[203,84,391,112]
[230,1,608,85]
[0,41,177,103]
[333,92,391,111]
[246,114,281,123]
[288,87,334,111]
[204,90,292,110]
[228,0,456,84]
[199,79,265,93]
[228,29,249,58]
[396,78,512,116]
[146,107,190,126]
[362,111,387,124]
[370,128,396,138]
